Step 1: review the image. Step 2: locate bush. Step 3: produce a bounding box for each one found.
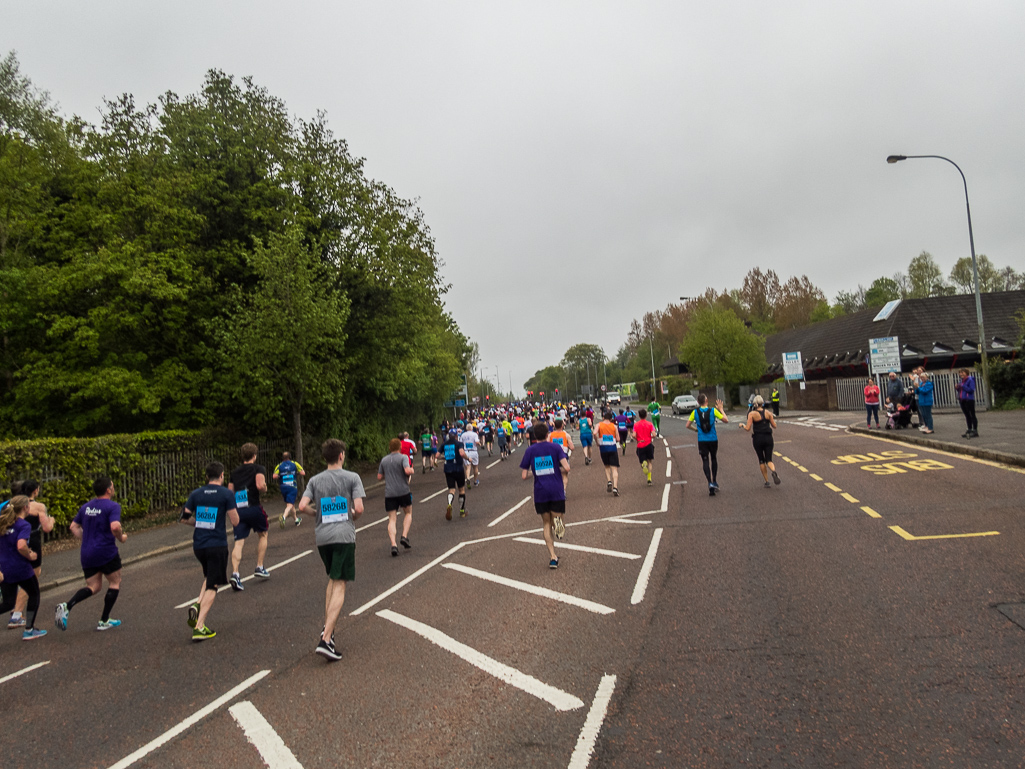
[990,358,1025,406]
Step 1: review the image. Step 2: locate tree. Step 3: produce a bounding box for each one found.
[907,251,946,297]
[679,306,767,386]
[864,276,902,307]
[833,286,866,315]
[739,268,781,330]
[774,275,826,330]
[949,254,1001,294]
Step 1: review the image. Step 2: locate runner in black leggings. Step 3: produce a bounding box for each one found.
[739,396,781,488]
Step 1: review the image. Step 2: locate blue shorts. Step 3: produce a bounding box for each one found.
[580,434,593,447]
[281,486,298,504]
[233,506,269,539]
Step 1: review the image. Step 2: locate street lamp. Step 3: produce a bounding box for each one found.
[886,154,990,400]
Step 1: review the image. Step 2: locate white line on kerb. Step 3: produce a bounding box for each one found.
[419,487,447,503]
[351,542,466,615]
[229,700,304,769]
[175,551,313,609]
[630,528,664,605]
[513,537,642,559]
[0,660,49,685]
[488,496,531,528]
[442,563,615,614]
[568,674,618,769]
[665,460,672,478]
[107,670,270,769]
[377,609,584,711]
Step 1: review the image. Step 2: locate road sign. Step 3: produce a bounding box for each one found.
[783,351,804,381]
[601,384,606,392]
[443,399,466,408]
[869,336,901,375]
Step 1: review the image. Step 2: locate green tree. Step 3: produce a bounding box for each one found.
[864,276,902,307]
[949,254,1001,294]
[907,251,946,297]
[679,306,767,386]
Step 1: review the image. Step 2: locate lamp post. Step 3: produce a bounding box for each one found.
[649,334,657,404]
[886,154,990,401]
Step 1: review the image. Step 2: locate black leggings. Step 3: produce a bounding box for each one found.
[960,400,978,432]
[1,576,40,628]
[698,440,719,483]
[752,434,774,465]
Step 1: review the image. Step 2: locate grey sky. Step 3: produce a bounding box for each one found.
[5,1,1024,396]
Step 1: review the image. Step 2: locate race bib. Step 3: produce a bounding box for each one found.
[464,442,474,451]
[534,455,556,476]
[444,444,456,461]
[195,505,217,531]
[235,489,249,509]
[320,496,349,524]
[553,437,564,446]
[282,473,296,488]
[601,434,616,445]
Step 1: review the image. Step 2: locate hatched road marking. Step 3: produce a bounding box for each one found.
[0,660,49,685]
[229,701,304,769]
[442,563,616,615]
[513,537,643,559]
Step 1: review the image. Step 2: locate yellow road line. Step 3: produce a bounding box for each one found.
[841,492,860,503]
[889,525,999,541]
[824,482,842,492]
[774,451,782,457]
[855,433,1025,475]
[861,506,882,518]
[797,466,808,472]
[810,473,823,481]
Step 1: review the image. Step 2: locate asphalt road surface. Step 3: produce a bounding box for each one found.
[4,412,1025,768]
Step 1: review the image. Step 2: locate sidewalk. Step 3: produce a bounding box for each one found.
[32,468,386,595]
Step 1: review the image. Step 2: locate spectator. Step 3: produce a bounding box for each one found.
[864,377,881,428]
[914,373,934,434]
[956,368,978,438]
[886,372,904,407]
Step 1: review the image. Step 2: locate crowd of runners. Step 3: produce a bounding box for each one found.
[0,395,778,660]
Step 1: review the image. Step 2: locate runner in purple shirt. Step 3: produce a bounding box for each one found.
[54,476,128,632]
[0,495,47,639]
[520,422,571,570]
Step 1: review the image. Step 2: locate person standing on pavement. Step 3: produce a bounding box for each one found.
[864,377,881,429]
[886,372,904,412]
[228,443,270,590]
[273,452,306,528]
[739,396,781,488]
[914,372,935,434]
[7,480,54,630]
[180,462,239,641]
[54,477,128,633]
[520,421,571,569]
[378,438,415,556]
[299,438,365,661]
[770,386,780,417]
[0,496,47,640]
[956,368,979,438]
[687,395,729,496]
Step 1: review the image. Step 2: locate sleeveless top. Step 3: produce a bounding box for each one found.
[752,408,773,436]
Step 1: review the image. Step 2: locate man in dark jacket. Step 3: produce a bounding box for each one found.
[886,372,904,407]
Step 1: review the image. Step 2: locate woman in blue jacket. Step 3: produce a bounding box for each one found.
[914,373,935,434]
[955,368,978,438]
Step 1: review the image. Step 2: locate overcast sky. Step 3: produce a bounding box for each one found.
[5,1,1024,395]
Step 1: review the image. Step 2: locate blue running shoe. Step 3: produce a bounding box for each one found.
[55,603,69,631]
[96,619,122,631]
[23,628,47,641]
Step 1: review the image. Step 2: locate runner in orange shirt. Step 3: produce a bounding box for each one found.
[548,418,575,492]
[595,412,621,496]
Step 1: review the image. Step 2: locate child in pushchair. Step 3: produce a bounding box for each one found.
[894,394,914,429]
[884,398,898,429]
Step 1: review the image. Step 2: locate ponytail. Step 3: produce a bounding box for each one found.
[0,495,29,531]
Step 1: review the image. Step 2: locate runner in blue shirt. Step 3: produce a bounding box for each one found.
[687,395,729,496]
[274,452,306,528]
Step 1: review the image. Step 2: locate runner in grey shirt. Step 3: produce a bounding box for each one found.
[377,438,415,556]
[298,438,365,661]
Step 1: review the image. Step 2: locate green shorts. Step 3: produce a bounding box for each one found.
[318,542,356,582]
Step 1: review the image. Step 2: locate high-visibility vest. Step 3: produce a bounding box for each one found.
[771,390,780,403]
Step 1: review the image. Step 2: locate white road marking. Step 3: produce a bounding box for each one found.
[568,674,617,769]
[660,482,670,512]
[0,660,49,685]
[630,528,664,605]
[351,543,466,616]
[175,551,313,609]
[442,563,615,614]
[377,609,584,711]
[665,447,671,457]
[107,670,270,769]
[607,518,652,525]
[356,516,389,532]
[419,488,448,503]
[665,460,672,478]
[513,537,642,559]
[486,458,502,469]
[488,496,531,528]
[229,701,304,769]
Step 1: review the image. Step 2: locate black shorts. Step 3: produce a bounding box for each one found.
[752,434,774,464]
[698,440,719,459]
[318,543,356,582]
[233,506,269,539]
[28,544,42,569]
[445,470,466,490]
[485,434,494,444]
[385,493,413,512]
[83,555,122,579]
[535,500,566,515]
[636,444,655,463]
[194,546,229,590]
[600,450,620,467]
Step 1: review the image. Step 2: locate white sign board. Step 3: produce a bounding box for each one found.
[869,336,901,375]
[783,351,804,381]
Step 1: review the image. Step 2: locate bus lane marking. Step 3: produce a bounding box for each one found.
[889,525,999,541]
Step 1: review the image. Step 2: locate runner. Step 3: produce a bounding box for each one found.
[53,477,128,633]
[482,418,495,456]
[577,412,594,466]
[687,395,729,496]
[596,412,622,496]
[648,397,662,437]
[0,496,46,640]
[378,438,415,556]
[442,429,468,519]
[497,416,510,460]
[633,408,658,486]
[520,422,571,568]
[615,409,630,455]
[227,443,270,591]
[178,463,238,640]
[298,438,366,661]
[7,480,54,630]
[420,428,434,474]
[400,432,418,466]
[460,422,482,487]
[739,395,781,488]
[273,451,305,528]
[501,415,514,454]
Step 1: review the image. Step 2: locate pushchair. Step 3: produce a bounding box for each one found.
[894,394,914,429]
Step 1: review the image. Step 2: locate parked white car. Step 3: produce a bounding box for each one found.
[671,395,699,414]
[606,391,621,405]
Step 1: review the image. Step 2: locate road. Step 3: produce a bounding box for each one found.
[3,412,1025,768]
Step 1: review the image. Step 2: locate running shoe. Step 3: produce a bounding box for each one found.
[278,514,286,529]
[422,466,426,474]
[295,517,302,527]
[96,619,122,631]
[474,479,480,487]
[22,628,47,641]
[647,479,653,486]
[460,508,467,518]
[400,536,411,549]
[549,558,559,570]
[606,481,612,493]
[553,516,566,540]
[709,485,716,497]
[641,460,648,474]
[391,546,399,557]
[446,503,453,521]
[772,471,781,485]
[192,625,216,641]
[254,566,271,579]
[8,613,25,629]
[55,602,69,631]
[187,602,200,629]
[612,487,619,497]
[711,482,719,490]
[764,481,772,488]
[316,638,342,661]
[230,573,244,591]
